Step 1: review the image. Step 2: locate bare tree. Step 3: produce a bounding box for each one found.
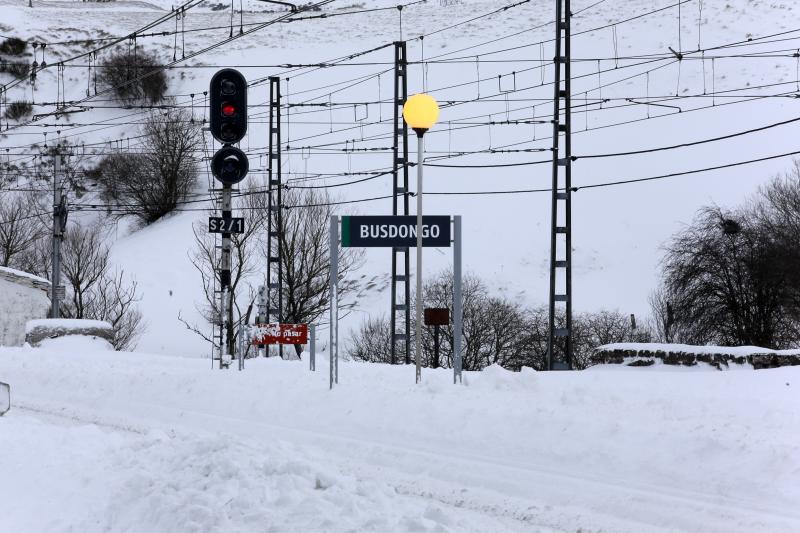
[185,186,364,359]
[185,185,267,355]
[0,192,45,268]
[91,109,199,224]
[14,233,52,280]
[648,286,683,343]
[348,268,651,371]
[660,206,795,348]
[271,188,364,356]
[348,270,531,371]
[23,221,146,349]
[60,222,110,317]
[754,161,800,313]
[85,269,144,351]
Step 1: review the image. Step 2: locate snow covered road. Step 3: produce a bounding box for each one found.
[1,342,799,532]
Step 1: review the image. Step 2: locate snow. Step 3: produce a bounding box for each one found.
[37,334,114,351]
[1,346,799,532]
[25,318,114,333]
[0,416,523,532]
[0,266,50,286]
[2,2,800,529]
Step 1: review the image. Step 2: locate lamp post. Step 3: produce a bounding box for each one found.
[402,93,440,384]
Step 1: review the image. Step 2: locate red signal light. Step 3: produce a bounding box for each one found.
[221,102,236,117]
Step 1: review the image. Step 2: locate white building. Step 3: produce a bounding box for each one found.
[0,267,51,346]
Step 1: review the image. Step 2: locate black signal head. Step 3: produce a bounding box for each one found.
[211,146,249,185]
[209,68,247,145]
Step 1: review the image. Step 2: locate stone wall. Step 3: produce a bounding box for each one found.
[25,319,114,347]
[592,344,800,370]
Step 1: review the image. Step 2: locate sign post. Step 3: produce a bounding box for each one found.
[453,215,463,383]
[331,215,463,385]
[424,308,449,369]
[329,216,339,390]
[309,323,316,371]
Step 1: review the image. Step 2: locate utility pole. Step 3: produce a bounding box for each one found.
[267,76,284,359]
[50,146,66,319]
[547,0,574,370]
[219,184,233,367]
[391,40,411,365]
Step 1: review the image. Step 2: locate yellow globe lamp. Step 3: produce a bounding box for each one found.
[403,93,440,135]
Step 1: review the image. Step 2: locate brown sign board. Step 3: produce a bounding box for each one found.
[252,323,308,345]
[424,308,450,326]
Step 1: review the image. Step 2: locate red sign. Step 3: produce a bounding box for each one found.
[252,323,308,345]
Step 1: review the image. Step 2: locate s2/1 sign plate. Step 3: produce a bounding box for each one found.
[209,217,244,234]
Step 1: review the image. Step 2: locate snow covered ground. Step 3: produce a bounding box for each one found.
[3,3,800,529]
[1,340,799,531]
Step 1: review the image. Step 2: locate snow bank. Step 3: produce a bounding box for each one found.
[0,266,50,286]
[0,346,798,532]
[38,335,114,352]
[0,415,507,533]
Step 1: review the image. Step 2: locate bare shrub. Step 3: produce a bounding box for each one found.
[98,47,167,103]
[348,270,648,371]
[0,37,26,55]
[0,60,30,80]
[85,269,144,351]
[346,315,393,364]
[4,100,32,120]
[91,109,199,224]
[660,205,797,348]
[348,271,536,370]
[276,188,364,330]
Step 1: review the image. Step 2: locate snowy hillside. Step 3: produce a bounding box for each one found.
[1,341,799,531]
[2,0,799,355]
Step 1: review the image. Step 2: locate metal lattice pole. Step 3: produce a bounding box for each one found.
[547,0,573,370]
[267,76,284,359]
[391,41,411,365]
